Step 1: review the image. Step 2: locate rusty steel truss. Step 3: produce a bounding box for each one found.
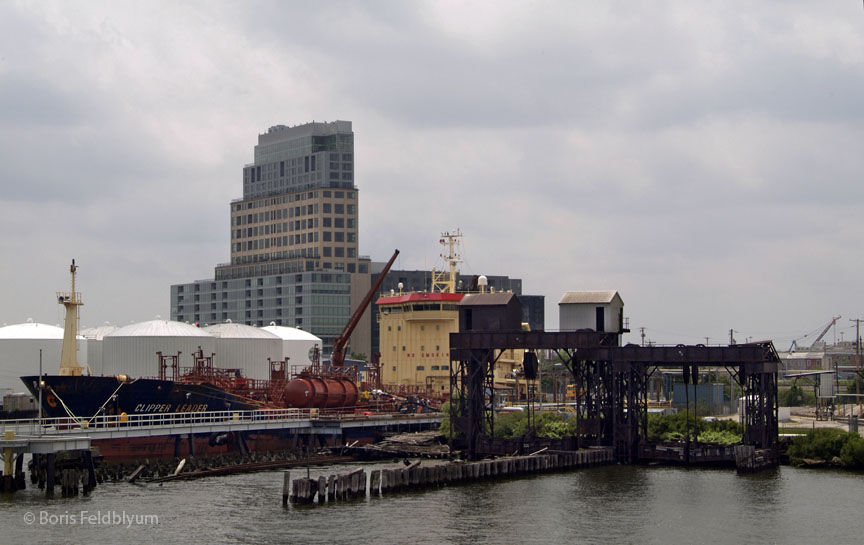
[449,331,780,462]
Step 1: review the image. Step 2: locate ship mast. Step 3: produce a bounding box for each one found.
[431,229,462,294]
[58,259,84,376]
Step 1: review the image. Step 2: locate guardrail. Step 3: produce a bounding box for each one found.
[1,409,442,436]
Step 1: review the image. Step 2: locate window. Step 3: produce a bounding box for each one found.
[334,232,344,242]
[335,218,344,228]
[334,247,344,257]
[323,232,332,242]
[416,366,424,371]
[323,203,332,213]
[335,204,344,214]
[402,346,406,351]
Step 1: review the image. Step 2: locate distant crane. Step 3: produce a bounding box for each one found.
[788,316,841,352]
[330,249,400,368]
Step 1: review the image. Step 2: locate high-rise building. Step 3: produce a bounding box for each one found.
[171,121,372,356]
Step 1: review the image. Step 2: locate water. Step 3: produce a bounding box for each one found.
[2,461,862,544]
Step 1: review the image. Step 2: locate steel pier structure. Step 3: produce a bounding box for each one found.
[449,330,780,463]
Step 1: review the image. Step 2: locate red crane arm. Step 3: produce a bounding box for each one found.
[331,249,400,367]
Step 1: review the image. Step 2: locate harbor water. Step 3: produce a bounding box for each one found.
[1,461,862,544]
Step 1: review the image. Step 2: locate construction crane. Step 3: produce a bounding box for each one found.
[330,249,400,368]
[788,316,841,352]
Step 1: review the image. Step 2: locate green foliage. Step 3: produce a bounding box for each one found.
[438,399,460,439]
[348,352,368,361]
[839,433,864,466]
[493,411,572,439]
[788,428,864,466]
[779,384,817,407]
[646,412,743,444]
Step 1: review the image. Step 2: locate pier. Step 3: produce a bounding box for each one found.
[286,446,615,505]
[1,431,93,493]
[1,409,442,493]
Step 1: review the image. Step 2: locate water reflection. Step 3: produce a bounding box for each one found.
[2,463,863,545]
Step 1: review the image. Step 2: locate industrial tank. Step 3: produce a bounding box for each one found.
[260,324,322,367]
[283,376,359,408]
[103,320,215,378]
[203,322,281,381]
[0,321,87,394]
[79,324,119,376]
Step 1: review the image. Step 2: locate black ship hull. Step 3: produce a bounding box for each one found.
[21,375,264,419]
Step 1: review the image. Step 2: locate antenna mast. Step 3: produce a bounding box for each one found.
[58,260,85,376]
[431,229,462,294]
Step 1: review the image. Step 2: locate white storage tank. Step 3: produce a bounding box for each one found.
[204,322,281,381]
[103,320,215,379]
[79,324,119,376]
[0,321,88,394]
[260,323,322,369]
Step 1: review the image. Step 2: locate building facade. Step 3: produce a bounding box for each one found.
[171,121,372,356]
[369,268,544,360]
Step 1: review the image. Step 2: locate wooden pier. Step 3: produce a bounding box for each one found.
[287,447,614,505]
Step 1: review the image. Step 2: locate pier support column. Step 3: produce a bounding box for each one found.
[45,453,55,495]
[83,450,97,493]
[15,452,25,490]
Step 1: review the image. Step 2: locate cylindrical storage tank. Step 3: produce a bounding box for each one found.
[283,376,360,409]
[260,324,322,367]
[339,377,360,407]
[79,324,119,376]
[203,323,282,381]
[103,320,215,379]
[284,376,328,408]
[0,322,87,394]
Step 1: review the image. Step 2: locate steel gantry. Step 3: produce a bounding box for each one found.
[449,331,780,462]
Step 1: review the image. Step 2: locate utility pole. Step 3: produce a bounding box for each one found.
[729,329,736,345]
[852,318,862,413]
[640,327,646,347]
[704,337,710,346]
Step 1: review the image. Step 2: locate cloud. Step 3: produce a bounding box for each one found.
[0,0,862,352]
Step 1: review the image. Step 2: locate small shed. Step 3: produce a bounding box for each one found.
[458,293,523,332]
[558,291,626,334]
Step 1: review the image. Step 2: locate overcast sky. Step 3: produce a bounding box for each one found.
[1,1,863,349]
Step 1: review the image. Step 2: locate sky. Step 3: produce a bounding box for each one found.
[1,1,863,349]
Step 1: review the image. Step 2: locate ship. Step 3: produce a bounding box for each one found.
[22,252,400,422]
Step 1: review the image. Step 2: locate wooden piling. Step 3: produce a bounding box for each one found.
[317,476,327,503]
[370,470,381,495]
[282,471,291,506]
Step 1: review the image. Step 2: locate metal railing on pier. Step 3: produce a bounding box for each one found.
[1,409,441,438]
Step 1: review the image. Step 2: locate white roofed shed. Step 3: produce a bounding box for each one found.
[558,291,626,335]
